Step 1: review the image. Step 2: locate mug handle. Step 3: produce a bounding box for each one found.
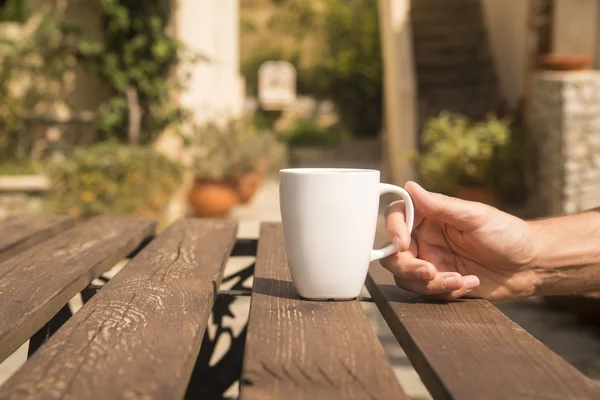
[369,183,414,262]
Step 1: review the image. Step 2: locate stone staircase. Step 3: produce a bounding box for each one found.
[411,0,502,126]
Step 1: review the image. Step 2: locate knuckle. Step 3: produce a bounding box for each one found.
[380,253,403,272]
[389,250,402,263]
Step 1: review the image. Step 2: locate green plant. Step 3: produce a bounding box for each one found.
[188,118,286,181]
[0,0,28,22]
[317,0,382,137]
[76,0,198,145]
[46,142,184,219]
[0,160,42,175]
[282,118,347,147]
[417,112,511,195]
[0,12,78,165]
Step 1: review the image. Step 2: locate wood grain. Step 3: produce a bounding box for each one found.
[240,223,407,400]
[366,230,600,399]
[0,215,74,263]
[0,219,237,400]
[0,216,155,364]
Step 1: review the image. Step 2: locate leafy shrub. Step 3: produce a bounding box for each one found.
[417,112,511,195]
[0,12,79,165]
[46,142,183,219]
[76,0,197,144]
[0,0,28,22]
[282,119,347,147]
[317,0,383,137]
[0,160,42,175]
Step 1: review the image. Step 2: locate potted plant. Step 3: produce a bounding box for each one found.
[187,118,285,217]
[416,112,512,206]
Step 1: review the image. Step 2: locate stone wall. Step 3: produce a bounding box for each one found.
[530,71,600,216]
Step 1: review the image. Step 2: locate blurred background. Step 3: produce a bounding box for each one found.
[0,0,599,397]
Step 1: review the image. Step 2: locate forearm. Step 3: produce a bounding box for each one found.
[529,209,600,296]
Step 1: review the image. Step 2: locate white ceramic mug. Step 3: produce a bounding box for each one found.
[279,168,414,300]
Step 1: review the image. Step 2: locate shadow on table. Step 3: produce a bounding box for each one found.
[252,277,301,300]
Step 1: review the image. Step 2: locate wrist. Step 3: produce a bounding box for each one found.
[526,220,552,295]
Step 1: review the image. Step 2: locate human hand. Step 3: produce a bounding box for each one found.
[382,182,539,301]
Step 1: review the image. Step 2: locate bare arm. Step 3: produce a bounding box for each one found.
[531,209,600,297]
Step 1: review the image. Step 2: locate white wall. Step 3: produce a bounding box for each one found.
[482,0,528,109]
[553,0,598,55]
[177,0,243,125]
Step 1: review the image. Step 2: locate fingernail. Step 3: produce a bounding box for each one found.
[464,275,480,290]
[392,236,403,250]
[443,276,462,291]
[416,266,433,280]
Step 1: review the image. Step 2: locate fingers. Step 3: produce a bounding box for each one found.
[394,272,480,300]
[385,201,412,252]
[404,181,489,230]
[380,240,436,281]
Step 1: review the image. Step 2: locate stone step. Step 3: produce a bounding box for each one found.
[415,37,489,50]
[419,80,498,90]
[411,6,482,19]
[415,48,490,56]
[418,75,497,86]
[412,0,481,13]
[412,0,480,8]
[415,51,492,66]
[410,0,499,123]
[412,25,487,39]
[411,14,484,27]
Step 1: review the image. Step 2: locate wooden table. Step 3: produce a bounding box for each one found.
[0,216,598,399]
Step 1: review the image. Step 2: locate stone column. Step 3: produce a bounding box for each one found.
[530,71,600,216]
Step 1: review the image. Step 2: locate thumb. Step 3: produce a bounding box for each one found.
[405,181,488,230]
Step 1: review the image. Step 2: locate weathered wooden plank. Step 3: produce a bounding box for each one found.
[0,216,155,364]
[0,215,74,263]
[0,219,237,399]
[366,229,600,400]
[240,223,407,400]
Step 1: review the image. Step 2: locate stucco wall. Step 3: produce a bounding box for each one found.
[553,0,597,55]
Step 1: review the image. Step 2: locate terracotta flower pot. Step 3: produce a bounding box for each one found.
[235,171,263,204]
[456,186,501,207]
[187,179,239,218]
[255,158,271,176]
[542,54,592,71]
